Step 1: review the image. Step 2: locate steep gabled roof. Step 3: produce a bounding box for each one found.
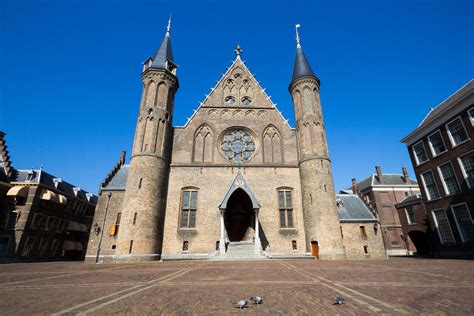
[177,54,292,129]
[102,165,129,190]
[336,194,377,222]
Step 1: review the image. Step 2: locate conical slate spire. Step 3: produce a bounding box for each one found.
[291,24,317,83]
[150,17,176,70]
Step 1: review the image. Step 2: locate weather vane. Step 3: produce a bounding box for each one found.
[234,44,243,57]
[295,23,301,48]
[166,14,172,36]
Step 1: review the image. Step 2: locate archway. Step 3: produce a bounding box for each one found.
[224,189,254,242]
[408,230,431,255]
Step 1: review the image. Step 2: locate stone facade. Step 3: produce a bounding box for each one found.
[86,24,385,262]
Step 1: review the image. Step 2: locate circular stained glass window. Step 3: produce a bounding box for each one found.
[220,130,256,162]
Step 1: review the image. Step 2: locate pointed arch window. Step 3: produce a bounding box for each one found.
[225,96,235,105]
[241,96,252,106]
[180,189,198,228]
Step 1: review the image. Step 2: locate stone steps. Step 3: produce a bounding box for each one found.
[212,241,267,261]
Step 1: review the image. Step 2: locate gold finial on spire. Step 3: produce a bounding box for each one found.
[295,23,301,48]
[166,15,172,36]
[234,44,243,58]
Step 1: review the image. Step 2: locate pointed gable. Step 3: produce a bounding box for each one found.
[219,171,260,210]
[201,57,274,109]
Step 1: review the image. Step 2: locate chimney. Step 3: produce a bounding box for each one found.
[351,178,357,193]
[375,165,383,184]
[402,165,409,183]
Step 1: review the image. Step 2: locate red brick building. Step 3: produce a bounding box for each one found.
[401,80,474,258]
[394,195,432,255]
[350,165,421,256]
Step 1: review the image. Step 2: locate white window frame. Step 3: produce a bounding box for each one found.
[445,116,470,148]
[450,203,474,243]
[458,150,474,189]
[412,140,429,165]
[420,170,441,201]
[405,207,416,225]
[432,209,455,244]
[468,107,474,126]
[437,161,461,196]
[427,129,448,157]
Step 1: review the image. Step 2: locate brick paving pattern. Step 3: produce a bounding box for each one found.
[0,258,473,315]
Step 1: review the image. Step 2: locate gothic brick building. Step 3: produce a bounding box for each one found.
[86,21,385,262]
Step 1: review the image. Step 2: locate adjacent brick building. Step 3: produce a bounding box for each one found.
[0,132,97,262]
[86,21,385,262]
[350,166,421,256]
[394,195,432,255]
[401,80,474,258]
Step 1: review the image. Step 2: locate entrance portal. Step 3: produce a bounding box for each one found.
[224,189,253,242]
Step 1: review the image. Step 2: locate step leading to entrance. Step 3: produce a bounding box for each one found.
[212,241,267,260]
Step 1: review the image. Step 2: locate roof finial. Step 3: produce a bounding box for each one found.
[295,24,301,48]
[166,14,172,37]
[234,44,243,58]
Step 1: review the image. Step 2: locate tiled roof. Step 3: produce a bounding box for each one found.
[354,174,418,192]
[336,194,377,222]
[103,165,129,190]
[395,194,423,208]
[13,169,98,204]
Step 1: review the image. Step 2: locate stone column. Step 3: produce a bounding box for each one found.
[254,209,261,254]
[219,209,226,254]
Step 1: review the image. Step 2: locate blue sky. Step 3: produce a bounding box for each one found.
[1,0,473,194]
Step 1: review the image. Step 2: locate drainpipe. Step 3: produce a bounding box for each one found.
[95,192,112,263]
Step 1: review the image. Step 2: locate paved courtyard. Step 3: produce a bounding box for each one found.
[0,257,473,315]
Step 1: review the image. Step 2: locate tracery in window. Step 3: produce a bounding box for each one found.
[241,96,252,106]
[225,96,235,105]
[220,129,256,162]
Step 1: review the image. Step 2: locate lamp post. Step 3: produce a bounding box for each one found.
[95,192,112,263]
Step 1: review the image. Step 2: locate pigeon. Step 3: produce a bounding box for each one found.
[333,296,346,305]
[250,296,263,304]
[235,300,248,309]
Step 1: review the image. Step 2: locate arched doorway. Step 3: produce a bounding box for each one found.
[224,189,254,242]
[408,230,431,255]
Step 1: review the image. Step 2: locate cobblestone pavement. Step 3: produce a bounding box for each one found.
[0,258,473,315]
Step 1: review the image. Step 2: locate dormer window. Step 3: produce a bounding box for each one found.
[241,97,252,106]
[26,170,35,182]
[225,96,235,105]
[53,178,62,188]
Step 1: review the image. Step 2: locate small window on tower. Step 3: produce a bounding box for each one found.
[225,96,235,105]
[241,96,252,106]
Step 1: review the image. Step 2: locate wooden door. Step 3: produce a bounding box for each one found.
[311,241,319,258]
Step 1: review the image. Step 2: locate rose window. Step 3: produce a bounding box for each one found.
[220,130,256,162]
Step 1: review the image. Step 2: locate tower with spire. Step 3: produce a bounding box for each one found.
[114,17,178,261]
[289,25,345,259]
